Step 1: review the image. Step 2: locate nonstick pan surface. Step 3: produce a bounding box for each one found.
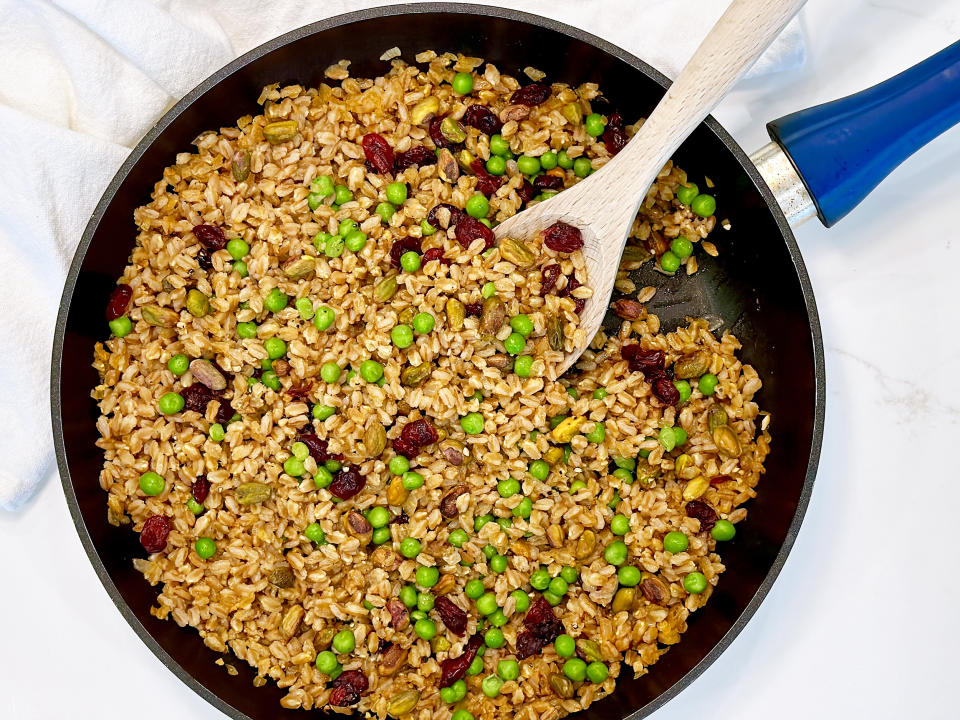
[52,5,825,719]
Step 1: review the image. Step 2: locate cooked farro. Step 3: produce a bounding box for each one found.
[93,52,768,719]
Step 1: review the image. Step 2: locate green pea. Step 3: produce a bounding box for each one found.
[698,373,719,395]
[618,565,641,587]
[320,362,341,384]
[452,71,474,95]
[307,192,324,210]
[416,591,435,612]
[530,568,551,590]
[513,497,533,519]
[448,528,469,548]
[503,332,526,356]
[511,589,530,612]
[399,251,421,273]
[485,155,506,176]
[385,181,408,205]
[482,544,498,561]
[557,150,574,169]
[497,658,519,682]
[237,321,258,339]
[107,314,132,337]
[166,354,189,376]
[673,427,688,446]
[674,380,692,404]
[263,337,286,360]
[586,661,609,684]
[291,297,314,321]
[231,260,248,277]
[514,355,533,377]
[584,113,606,137]
[311,175,335,197]
[376,201,396,223]
[399,585,418,608]
[483,628,505,650]
[712,519,736,541]
[565,387,579,401]
[138,471,165,496]
[412,312,435,334]
[610,514,630,536]
[548,576,568,596]
[488,609,508,628]
[466,193,489,219]
[452,711,474,720]
[400,537,421,558]
[344,229,367,253]
[481,281,496,299]
[313,232,330,252]
[261,358,274,371]
[474,514,493,532]
[372,527,391,544]
[304,523,326,544]
[497,477,521,498]
[670,235,694,259]
[391,324,414,348]
[658,426,677,451]
[334,185,353,205]
[313,404,336,421]
[466,655,484,676]
[490,555,508,573]
[464,578,484,599]
[540,150,558,170]
[517,155,540,175]
[265,288,288,313]
[507,314,532,338]
[585,421,605,444]
[158,392,184,415]
[322,233,343,258]
[604,540,628,566]
[612,469,633,484]
[410,610,427,622]
[203,423,224,443]
[332,629,355,654]
[313,466,333,489]
[691,193,716,217]
[684,571,708,594]
[357,359,383,383]
[528,460,549,481]
[439,686,458,704]
[401,471,424,490]
[663,531,689,554]
[660,250,681,273]
[186,498,204,515]
[476,592,498,616]
[226,238,249,260]
[569,479,586,493]
[261,370,280,391]
[311,306,335,332]
[676,182,698,205]
[420,219,436,236]
[544,590,562,606]
[560,569,580,588]
[315,650,338,674]
[325,461,343,475]
[189,537,216,559]
[489,134,510,156]
[573,157,593,178]
[416,566,439,588]
[290,442,309,461]
[460,412,484,435]
[480,218,493,228]
[481,673,503,697]
[563,657,587,682]
[283,456,305,477]
[365,506,389,529]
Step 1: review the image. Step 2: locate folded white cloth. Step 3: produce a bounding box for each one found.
[0,0,805,510]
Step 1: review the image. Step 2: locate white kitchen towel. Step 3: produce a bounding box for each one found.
[0,0,805,510]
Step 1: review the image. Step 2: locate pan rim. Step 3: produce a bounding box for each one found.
[50,4,825,719]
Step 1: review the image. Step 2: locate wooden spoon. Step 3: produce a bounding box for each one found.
[494,0,807,373]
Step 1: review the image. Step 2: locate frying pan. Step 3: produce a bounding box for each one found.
[50,4,960,719]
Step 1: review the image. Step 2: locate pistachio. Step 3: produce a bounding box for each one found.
[272,358,290,376]
[437,148,459,183]
[486,354,513,371]
[231,149,251,182]
[576,638,603,663]
[235,482,272,505]
[401,362,433,387]
[682,476,710,501]
[344,511,373,543]
[263,120,299,144]
[439,485,469,518]
[620,245,654,266]
[410,95,441,125]
[280,605,304,638]
[551,416,585,443]
[370,545,401,571]
[373,274,398,303]
[640,576,670,605]
[386,476,409,506]
[142,304,178,328]
[712,425,741,457]
[380,643,408,678]
[546,314,565,352]
[431,635,451,654]
[268,564,295,589]
[479,297,506,335]
[575,530,597,560]
[502,104,530,122]
[161,274,176,293]
[440,116,466,144]
[398,306,416,326]
[456,149,475,173]
[433,573,456,596]
[387,688,419,716]
[675,454,692,475]
[561,102,583,125]
[707,406,728,433]
[189,359,227,391]
[445,298,466,331]
[635,468,656,488]
[314,626,336,651]
[549,673,575,699]
[498,237,536,268]
[440,440,465,465]
[673,352,710,379]
[364,421,388,457]
[611,299,644,319]
[385,598,409,630]
[282,255,316,279]
[547,524,564,547]
[543,446,563,465]
[186,289,210,318]
[612,587,636,613]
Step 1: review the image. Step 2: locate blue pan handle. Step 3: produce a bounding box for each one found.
[767,40,960,227]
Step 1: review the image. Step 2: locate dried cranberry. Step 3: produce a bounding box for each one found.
[469,159,503,196]
[608,111,624,129]
[543,221,584,253]
[181,384,214,414]
[392,437,418,459]
[516,179,536,206]
[516,630,545,660]
[105,284,132,321]
[429,115,454,148]
[652,377,681,405]
[454,216,495,251]
[559,274,586,314]
[603,125,629,155]
[389,235,422,268]
[139,515,171,553]
[464,302,482,316]
[685,499,718,531]
[462,104,503,135]
[329,464,365,500]
[427,203,464,230]
[402,418,438,447]
[194,224,227,252]
[191,477,210,504]
[328,669,368,706]
[621,345,666,377]
[438,635,483,687]
[196,248,213,270]
[394,145,437,171]
[572,297,586,314]
[434,596,468,636]
[523,594,562,641]
[534,174,564,192]
[287,382,312,400]
[390,509,409,525]
[421,247,451,265]
[511,83,551,106]
[298,433,344,463]
[361,133,394,174]
[541,264,561,295]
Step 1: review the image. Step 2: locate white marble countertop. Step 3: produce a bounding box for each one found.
[3,0,959,718]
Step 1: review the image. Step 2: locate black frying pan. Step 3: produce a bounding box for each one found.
[53,5,825,719]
